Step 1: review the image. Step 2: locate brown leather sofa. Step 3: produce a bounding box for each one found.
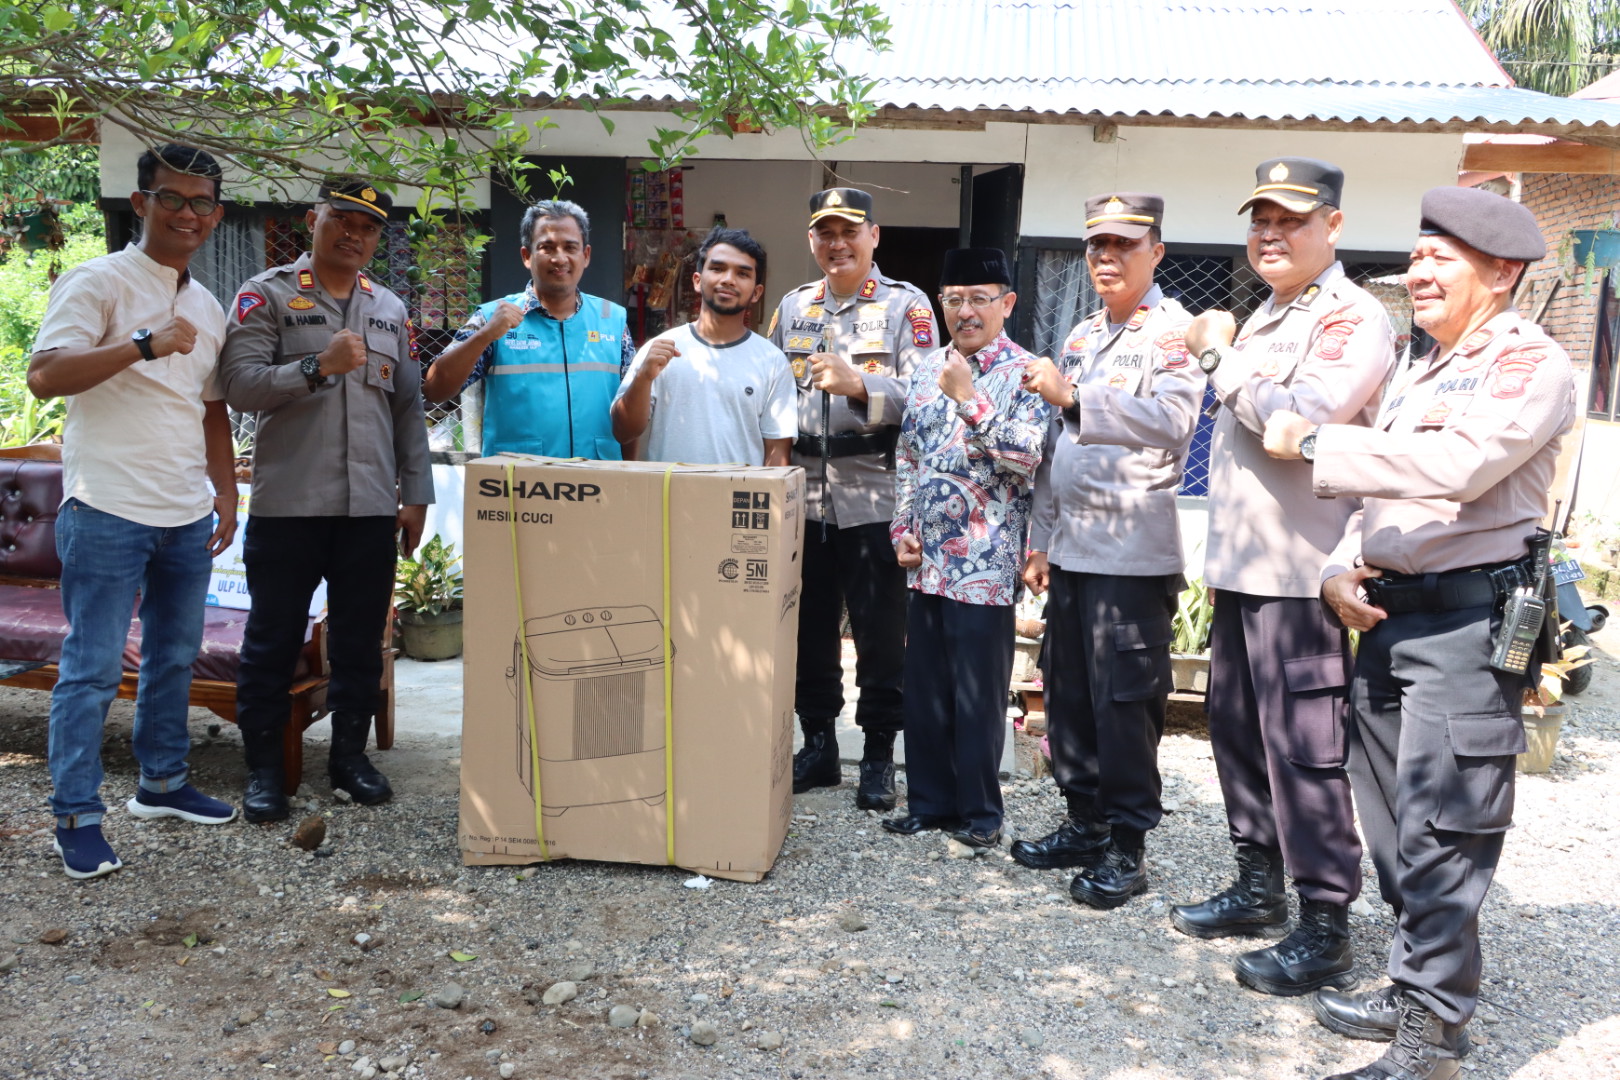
[0,444,395,791]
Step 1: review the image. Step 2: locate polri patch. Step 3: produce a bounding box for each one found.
[236,292,266,322]
[1156,330,1188,369]
[907,307,933,348]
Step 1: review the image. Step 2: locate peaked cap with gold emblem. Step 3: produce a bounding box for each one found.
[1083,192,1164,240]
[1237,157,1343,215]
[320,178,393,222]
[808,187,874,225]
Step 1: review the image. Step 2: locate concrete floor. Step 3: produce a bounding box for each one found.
[393,645,1018,773]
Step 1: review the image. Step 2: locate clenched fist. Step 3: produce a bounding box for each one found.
[938,349,975,403]
[151,316,198,359]
[1020,355,1072,408]
[318,329,368,376]
[810,351,864,397]
[636,337,682,382]
[1184,309,1236,359]
[486,300,524,337]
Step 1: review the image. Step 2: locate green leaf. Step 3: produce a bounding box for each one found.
[327,988,351,998]
[41,7,72,32]
[181,933,199,948]
[398,990,425,1003]
[449,951,477,962]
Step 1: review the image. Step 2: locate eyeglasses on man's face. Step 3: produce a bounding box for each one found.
[141,189,219,216]
[939,292,1005,310]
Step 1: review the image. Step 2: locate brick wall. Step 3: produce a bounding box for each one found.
[1520,173,1620,395]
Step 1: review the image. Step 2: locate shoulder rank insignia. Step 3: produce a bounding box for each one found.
[1126,305,1149,331]
[357,272,373,294]
[811,281,826,302]
[1459,328,1494,354]
[859,278,878,299]
[236,292,265,323]
[907,307,933,348]
[297,268,315,290]
[1298,283,1321,307]
[287,296,315,310]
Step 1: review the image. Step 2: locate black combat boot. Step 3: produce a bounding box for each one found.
[1171,844,1288,938]
[240,727,290,824]
[328,711,392,804]
[1234,896,1355,996]
[792,717,841,793]
[1323,992,1465,1080]
[1313,984,1472,1056]
[855,731,897,810]
[1011,792,1110,869]
[1069,825,1149,909]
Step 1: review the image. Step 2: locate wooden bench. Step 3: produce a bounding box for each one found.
[0,444,395,791]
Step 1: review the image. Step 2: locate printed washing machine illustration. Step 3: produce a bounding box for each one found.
[507,604,671,816]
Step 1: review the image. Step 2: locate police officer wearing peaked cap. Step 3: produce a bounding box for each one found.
[221,178,434,822]
[1262,188,1572,1080]
[769,186,939,811]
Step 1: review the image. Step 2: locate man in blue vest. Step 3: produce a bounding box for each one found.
[424,200,633,458]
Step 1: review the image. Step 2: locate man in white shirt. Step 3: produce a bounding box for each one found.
[612,227,795,466]
[28,143,241,879]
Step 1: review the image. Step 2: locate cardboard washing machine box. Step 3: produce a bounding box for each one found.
[458,456,805,882]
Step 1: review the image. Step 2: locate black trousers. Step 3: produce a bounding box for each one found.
[1044,570,1177,833]
[1348,603,1526,1026]
[795,519,906,734]
[237,515,397,737]
[1207,591,1362,904]
[900,591,1012,833]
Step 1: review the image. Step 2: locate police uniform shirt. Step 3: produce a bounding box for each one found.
[769,266,937,526]
[1029,285,1202,577]
[1204,261,1396,598]
[220,251,435,517]
[1317,310,1575,577]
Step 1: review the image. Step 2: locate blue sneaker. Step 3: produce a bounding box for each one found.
[54,824,123,880]
[126,784,237,825]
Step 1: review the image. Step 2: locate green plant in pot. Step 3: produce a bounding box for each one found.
[1170,576,1213,693]
[395,534,464,660]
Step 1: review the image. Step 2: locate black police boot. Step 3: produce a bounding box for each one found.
[1313,984,1473,1057]
[240,727,290,824]
[1323,992,1465,1080]
[1234,896,1355,996]
[855,731,897,810]
[1069,826,1149,909]
[328,711,392,805]
[1170,844,1288,938]
[792,717,841,794]
[1011,792,1110,869]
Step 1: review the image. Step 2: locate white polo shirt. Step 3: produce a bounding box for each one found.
[34,245,227,527]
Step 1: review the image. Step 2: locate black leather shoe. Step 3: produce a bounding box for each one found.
[1234,897,1355,996]
[947,826,1002,850]
[1323,993,1465,1080]
[329,712,392,805]
[792,720,841,793]
[1171,844,1287,938]
[855,759,897,810]
[1069,841,1148,909]
[881,813,963,836]
[1314,985,1472,1056]
[1010,817,1110,869]
[242,768,290,823]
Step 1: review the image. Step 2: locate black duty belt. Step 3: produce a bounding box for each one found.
[794,429,898,460]
[1364,559,1533,615]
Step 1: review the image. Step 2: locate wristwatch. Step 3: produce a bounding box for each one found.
[1299,426,1320,462]
[1068,382,1080,409]
[132,328,156,361]
[1197,346,1222,374]
[299,353,324,392]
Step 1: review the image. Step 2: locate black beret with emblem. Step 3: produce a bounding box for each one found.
[320,179,392,222]
[1238,157,1343,215]
[1084,192,1164,240]
[940,247,1012,288]
[808,187,874,225]
[1418,186,1546,263]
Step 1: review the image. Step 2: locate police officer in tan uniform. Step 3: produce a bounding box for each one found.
[1015,194,1204,908]
[221,181,434,822]
[1178,159,1396,992]
[1263,188,1572,1080]
[769,187,938,811]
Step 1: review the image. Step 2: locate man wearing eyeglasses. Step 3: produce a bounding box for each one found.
[769,187,937,812]
[28,143,242,879]
[883,247,1049,849]
[220,181,433,823]
[1015,193,1204,908]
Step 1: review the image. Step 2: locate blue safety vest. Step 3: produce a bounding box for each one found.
[480,292,627,459]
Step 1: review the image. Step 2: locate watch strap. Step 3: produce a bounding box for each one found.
[133,330,156,362]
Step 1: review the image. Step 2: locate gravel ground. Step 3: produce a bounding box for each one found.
[1,647,1617,1080]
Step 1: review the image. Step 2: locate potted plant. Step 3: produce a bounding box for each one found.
[394,533,464,660]
[1518,629,1592,774]
[1171,576,1213,693]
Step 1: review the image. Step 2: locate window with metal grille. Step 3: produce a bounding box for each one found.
[1022,241,1410,495]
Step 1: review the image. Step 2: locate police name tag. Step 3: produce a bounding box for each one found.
[1552,558,1585,585]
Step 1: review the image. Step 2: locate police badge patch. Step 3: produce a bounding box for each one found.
[287,296,315,310]
[237,292,266,323]
[907,307,933,348]
[1156,331,1188,369]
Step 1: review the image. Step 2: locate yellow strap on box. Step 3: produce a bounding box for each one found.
[662,463,677,865]
[505,462,548,860]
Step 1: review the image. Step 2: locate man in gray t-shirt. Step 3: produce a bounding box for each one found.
[613,228,796,466]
